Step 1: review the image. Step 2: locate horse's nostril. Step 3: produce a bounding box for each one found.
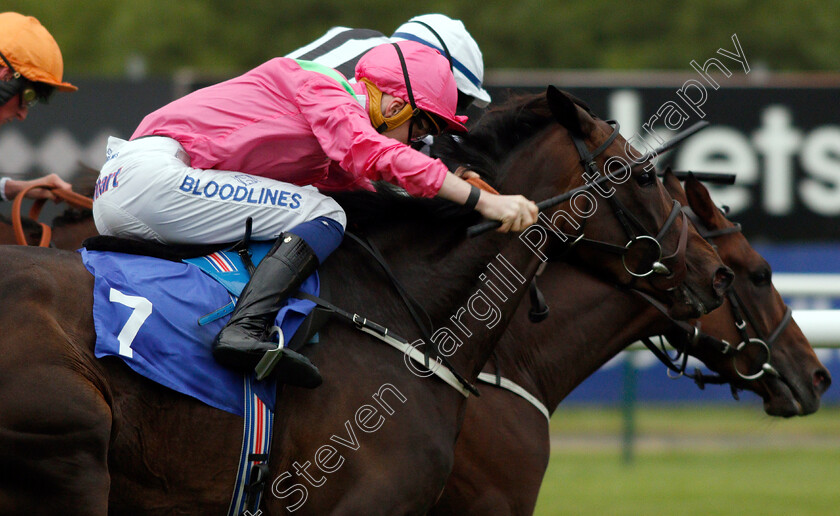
[713,266,735,296]
[814,369,832,395]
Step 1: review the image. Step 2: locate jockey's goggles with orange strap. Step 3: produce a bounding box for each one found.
[0,49,55,109]
[389,43,446,142]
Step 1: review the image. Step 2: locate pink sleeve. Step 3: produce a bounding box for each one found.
[295,77,448,198]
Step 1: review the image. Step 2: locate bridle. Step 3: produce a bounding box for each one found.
[633,206,792,389]
[546,119,689,288]
[682,207,791,381]
[526,185,791,390]
[560,119,790,386]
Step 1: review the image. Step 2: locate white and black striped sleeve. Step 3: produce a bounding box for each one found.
[285,27,390,79]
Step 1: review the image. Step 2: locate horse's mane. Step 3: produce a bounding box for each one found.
[434,89,594,187]
[433,92,595,186]
[433,93,554,183]
[329,187,480,233]
[52,206,93,228]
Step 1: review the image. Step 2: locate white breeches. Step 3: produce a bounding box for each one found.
[92,136,346,244]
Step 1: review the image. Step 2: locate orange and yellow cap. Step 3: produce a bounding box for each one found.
[0,12,77,92]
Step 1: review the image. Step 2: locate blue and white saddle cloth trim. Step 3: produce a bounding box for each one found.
[228,376,275,516]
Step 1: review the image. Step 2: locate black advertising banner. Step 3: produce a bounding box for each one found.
[2,76,838,242]
[485,83,840,242]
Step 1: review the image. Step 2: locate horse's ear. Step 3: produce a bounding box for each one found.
[546,86,584,136]
[684,172,720,226]
[661,167,688,204]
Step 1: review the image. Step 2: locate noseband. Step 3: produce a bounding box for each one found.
[550,120,688,285]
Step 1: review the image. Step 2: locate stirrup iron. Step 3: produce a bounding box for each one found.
[255,326,284,381]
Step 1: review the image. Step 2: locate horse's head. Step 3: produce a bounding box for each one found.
[663,170,831,416]
[466,86,731,319]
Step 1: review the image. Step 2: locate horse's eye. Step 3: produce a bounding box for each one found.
[750,268,772,286]
[636,170,655,187]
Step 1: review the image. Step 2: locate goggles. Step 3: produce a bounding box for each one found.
[0,49,54,109]
[409,110,445,142]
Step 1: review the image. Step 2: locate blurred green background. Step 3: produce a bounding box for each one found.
[5,0,839,78]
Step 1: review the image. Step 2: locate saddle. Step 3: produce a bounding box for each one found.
[82,234,332,354]
[82,233,477,400]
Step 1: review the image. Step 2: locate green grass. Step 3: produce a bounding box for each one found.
[548,403,840,437]
[534,404,840,516]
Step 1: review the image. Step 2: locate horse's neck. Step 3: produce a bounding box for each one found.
[456,239,545,380]
[0,221,15,245]
[495,263,670,412]
[325,225,543,386]
[0,213,97,249]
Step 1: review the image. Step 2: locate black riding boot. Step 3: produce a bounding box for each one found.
[212,233,322,388]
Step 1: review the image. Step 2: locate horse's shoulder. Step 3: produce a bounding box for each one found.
[0,246,88,298]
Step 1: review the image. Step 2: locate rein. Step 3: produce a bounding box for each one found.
[466,121,709,237]
[11,184,94,247]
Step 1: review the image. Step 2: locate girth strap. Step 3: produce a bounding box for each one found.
[227,377,274,516]
[476,372,551,421]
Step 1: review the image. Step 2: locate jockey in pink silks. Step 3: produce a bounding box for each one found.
[92,41,538,388]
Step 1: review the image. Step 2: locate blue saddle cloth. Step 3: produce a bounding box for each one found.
[80,245,319,416]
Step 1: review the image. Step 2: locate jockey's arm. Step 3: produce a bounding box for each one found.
[437,172,537,233]
[0,174,73,202]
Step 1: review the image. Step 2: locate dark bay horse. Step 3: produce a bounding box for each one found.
[428,171,831,516]
[47,206,97,250]
[0,88,729,515]
[0,203,96,249]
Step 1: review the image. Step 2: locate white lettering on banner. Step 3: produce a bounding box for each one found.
[800,127,840,216]
[609,90,840,218]
[753,107,802,215]
[675,127,759,214]
[610,90,642,140]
